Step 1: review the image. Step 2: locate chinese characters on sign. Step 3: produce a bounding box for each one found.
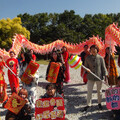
[35,97,65,120]
[105,87,120,110]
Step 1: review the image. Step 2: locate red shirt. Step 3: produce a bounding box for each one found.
[62,51,69,62]
[6,58,18,73]
[32,54,36,61]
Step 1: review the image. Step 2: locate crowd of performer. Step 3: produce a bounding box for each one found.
[0,44,120,120]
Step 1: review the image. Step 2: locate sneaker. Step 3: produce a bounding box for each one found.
[98,104,103,110]
[82,106,90,112]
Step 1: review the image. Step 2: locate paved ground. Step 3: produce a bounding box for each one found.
[0,61,120,120]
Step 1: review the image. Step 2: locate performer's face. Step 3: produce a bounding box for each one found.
[90,48,97,56]
[30,50,33,55]
[52,52,57,60]
[47,86,56,97]
[84,46,88,51]
[19,93,27,99]
[63,47,67,52]
[10,53,15,58]
[106,48,111,54]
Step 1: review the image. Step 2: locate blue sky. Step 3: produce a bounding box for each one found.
[0,0,120,20]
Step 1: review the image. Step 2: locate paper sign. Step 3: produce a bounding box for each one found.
[35,97,65,120]
[4,93,27,114]
[21,61,39,84]
[105,87,120,110]
[47,62,60,83]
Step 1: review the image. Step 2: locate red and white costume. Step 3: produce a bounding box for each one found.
[32,54,36,61]
[6,58,19,93]
[0,61,8,103]
[62,51,71,82]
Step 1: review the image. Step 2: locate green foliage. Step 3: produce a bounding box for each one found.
[0,17,30,49]
[18,11,120,45]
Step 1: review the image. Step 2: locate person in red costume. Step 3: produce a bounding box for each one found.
[6,51,19,93]
[62,46,71,83]
[30,49,36,61]
[0,56,8,103]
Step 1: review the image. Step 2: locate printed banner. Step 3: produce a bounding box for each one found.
[47,62,60,83]
[4,93,27,114]
[21,61,39,84]
[105,87,120,110]
[35,97,65,120]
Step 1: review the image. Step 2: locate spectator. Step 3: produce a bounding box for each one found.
[5,88,31,120]
[41,83,66,115]
[46,51,65,97]
[80,45,90,84]
[62,46,71,83]
[83,45,107,111]
[30,49,36,61]
[19,52,39,113]
[18,52,25,68]
[104,47,118,86]
[42,83,63,98]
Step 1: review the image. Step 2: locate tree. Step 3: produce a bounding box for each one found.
[18,11,84,44]
[18,11,120,45]
[18,13,50,45]
[92,13,113,39]
[0,17,30,49]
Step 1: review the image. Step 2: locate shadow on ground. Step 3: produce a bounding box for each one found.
[79,110,114,120]
[64,83,87,114]
[64,83,108,116]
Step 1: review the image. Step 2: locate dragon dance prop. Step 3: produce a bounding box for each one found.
[105,23,120,52]
[0,23,120,61]
[35,97,65,120]
[68,55,110,87]
[4,93,27,114]
[105,23,120,45]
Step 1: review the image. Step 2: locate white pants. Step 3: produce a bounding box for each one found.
[87,80,102,106]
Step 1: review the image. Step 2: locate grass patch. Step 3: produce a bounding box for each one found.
[36,59,50,65]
